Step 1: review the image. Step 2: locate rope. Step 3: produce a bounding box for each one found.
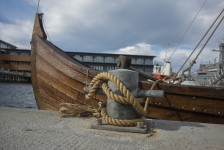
[167,0,207,62]
[144,80,162,112]
[86,72,160,126]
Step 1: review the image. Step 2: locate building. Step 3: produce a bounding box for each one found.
[0,40,31,82]
[67,52,155,73]
[0,40,17,49]
[0,40,155,82]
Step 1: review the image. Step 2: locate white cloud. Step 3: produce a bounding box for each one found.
[112,42,220,72]
[114,43,157,55]
[21,0,223,52]
[0,20,33,48]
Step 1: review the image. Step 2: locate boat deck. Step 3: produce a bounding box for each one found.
[0,107,223,150]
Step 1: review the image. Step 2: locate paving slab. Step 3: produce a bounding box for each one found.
[0,107,223,150]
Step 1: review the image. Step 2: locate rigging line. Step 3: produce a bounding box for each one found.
[36,0,40,13]
[180,13,224,78]
[175,8,224,77]
[42,17,53,43]
[191,14,224,68]
[167,0,208,62]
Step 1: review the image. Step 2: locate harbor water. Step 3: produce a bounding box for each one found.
[0,83,37,109]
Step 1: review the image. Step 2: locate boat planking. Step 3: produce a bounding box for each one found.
[31,13,224,124]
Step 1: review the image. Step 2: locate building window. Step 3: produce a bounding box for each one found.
[83,56,93,62]
[115,57,118,63]
[0,43,7,49]
[131,58,144,64]
[106,66,115,70]
[9,52,18,55]
[136,58,144,64]
[94,56,104,62]
[105,57,114,63]
[144,59,152,65]
[92,65,104,71]
[131,58,136,64]
[74,55,83,61]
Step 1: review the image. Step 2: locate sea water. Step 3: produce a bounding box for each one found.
[0,83,37,108]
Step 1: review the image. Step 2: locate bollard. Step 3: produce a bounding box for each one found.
[107,69,140,119]
[86,69,164,133]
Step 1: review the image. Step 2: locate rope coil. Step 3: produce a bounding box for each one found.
[86,72,160,126]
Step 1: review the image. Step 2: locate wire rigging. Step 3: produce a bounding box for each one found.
[167,0,208,62]
[42,18,53,43]
[36,0,40,13]
[175,8,224,77]
[190,14,224,67]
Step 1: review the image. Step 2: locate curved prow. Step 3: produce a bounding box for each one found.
[32,13,47,39]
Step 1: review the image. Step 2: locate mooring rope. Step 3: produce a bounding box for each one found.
[86,72,160,127]
[144,80,162,112]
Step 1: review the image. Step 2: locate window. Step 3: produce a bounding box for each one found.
[9,52,18,55]
[93,65,104,71]
[132,58,144,64]
[136,58,144,64]
[94,56,104,62]
[74,55,83,61]
[105,57,114,63]
[106,66,115,70]
[83,56,93,62]
[144,59,152,65]
[0,43,7,49]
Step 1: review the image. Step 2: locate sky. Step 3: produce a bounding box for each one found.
[0,0,224,72]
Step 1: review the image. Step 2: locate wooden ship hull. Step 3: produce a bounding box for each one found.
[31,13,224,124]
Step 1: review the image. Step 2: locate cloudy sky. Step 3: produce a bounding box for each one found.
[0,0,224,71]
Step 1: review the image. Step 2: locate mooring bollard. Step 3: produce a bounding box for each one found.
[85,69,164,133]
[107,69,139,119]
[107,69,163,120]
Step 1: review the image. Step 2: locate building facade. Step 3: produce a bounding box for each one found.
[67,52,155,73]
[0,45,31,82]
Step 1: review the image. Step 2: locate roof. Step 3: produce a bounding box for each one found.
[0,40,17,49]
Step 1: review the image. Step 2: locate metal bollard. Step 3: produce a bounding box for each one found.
[106,69,164,120]
[107,69,139,119]
[84,69,164,120]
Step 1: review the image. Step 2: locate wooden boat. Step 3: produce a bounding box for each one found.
[31,13,224,124]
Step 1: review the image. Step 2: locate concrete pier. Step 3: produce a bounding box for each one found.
[0,107,224,150]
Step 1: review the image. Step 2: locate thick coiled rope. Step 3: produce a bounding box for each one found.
[86,72,147,126]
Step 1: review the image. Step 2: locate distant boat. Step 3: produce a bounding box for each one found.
[193,42,224,86]
[31,13,224,124]
[152,61,201,86]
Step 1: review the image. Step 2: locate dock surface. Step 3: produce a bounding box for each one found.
[0,107,223,150]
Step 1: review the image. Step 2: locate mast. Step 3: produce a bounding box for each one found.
[218,42,224,74]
